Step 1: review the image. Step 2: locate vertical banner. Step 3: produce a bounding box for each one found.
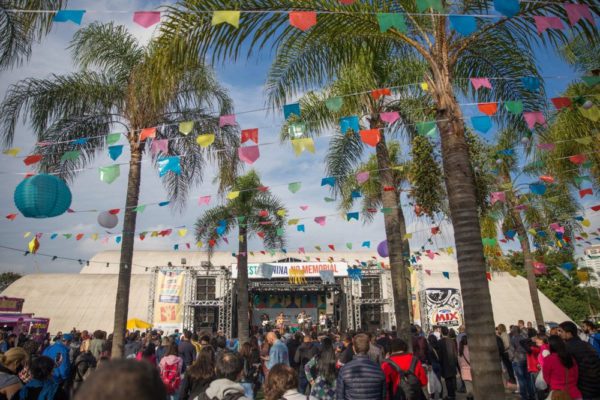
[153,270,185,332]
[419,288,464,333]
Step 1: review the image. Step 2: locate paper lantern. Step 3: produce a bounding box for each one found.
[14,174,72,218]
[377,240,389,258]
[97,211,118,229]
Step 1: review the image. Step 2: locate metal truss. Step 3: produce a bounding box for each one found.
[218,272,234,337]
[147,267,159,323]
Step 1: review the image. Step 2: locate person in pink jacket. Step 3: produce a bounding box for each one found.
[542,336,582,400]
[457,336,473,400]
[159,343,184,400]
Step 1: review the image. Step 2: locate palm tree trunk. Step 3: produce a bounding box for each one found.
[111,145,142,358]
[372,117,412,346]
[433,79,504,397]
[237,225,250,344]
[512,210,544,326]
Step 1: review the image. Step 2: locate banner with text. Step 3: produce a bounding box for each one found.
[231,262,348,279]
[153,270,185,332]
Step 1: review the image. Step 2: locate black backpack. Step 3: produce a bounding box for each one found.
[384,356,423,400]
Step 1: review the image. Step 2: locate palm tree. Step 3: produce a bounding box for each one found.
[158,1,597,394]
[1,0,65,71]
[195,170,286,343]
[275,51,435,343]
[0,22,239,357]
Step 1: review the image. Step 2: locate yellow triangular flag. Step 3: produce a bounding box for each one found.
[91,233,98,240]
[276,209,286,217]
[3,147,21,156]
[291,138,315,156]
[579,106,600,122]
[528,228,537,235]
[288,218,299,225]
[196,133,215,147]
[577,270,589,282]
[212,11,241,28]
[420,82,429,91]
[196,241,203,248]
[581,232,589,238]
[227,191,240,200]
[582,219,591,227]
[24,232,31,238]
[28,237,39,254]
[403,233,412,240]
[408,266,414,274]
[179,121,194,135]
[250,251,255,256]
[239,235,244,243]
[446,247,454,254]
[151,231,159,237]
[178,228,188,237]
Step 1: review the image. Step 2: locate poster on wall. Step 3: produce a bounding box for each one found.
[153,270,185,333]
[0,297,24,312]
[419,288,464,333]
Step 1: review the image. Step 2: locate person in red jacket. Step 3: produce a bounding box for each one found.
[542,335,582,400]
[381,338,427,400]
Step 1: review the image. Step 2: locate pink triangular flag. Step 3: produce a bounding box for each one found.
[533,16,565,35]
[536,142,555,151]
[238,146,260,164]
[425,269,431,276]
[563,4,594,26]
[151,139,168,155]
[523,111,546,129]
[219,114,236,127]
[314,216,326,226]
[133,11,161,28]
[490,191,506,205]
[300,205,309,211]
[198,195,211,205]
[356,171,370,184]
[549,222,560,231]
[299,247,305,254]
[223,237,229,244]
[470,78,492,90]
[379,111,400,124]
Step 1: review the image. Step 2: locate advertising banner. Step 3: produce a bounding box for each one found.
[419,288,464,333]
[0,297,24,312]
[231,262,348,279]
[30,318,50,343]
[153,270,185,332]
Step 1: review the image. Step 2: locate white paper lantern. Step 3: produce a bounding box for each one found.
[98,211,118,229]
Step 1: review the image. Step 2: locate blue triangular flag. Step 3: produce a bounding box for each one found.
[471,115,492,133]
[362,241,371,248]
[347,212,359,221]
[50,233,58,239]
[53,10,86,24]
[157,156,181,177]
[158,201,170,207]
[340,116,360,134]
[174,244,179,250]
[321,177,336,187]
[108,145,123,161]
[283,103,301,120]
[493,0,520,17]
[505,230,517,239]
[537,231,547,238]
[561,262,574,271]
[71,138,88,145]
[521,76,540,92]
[297,224,305,232]
[216,225,226,235]
[115,236,122,244]
[442,271,450,279]
[529,183,546,195]
[498,148,514,156]
[449,15,477,35]
[351,190,362,199]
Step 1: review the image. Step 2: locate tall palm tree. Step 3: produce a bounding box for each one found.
[195,170,286,343]
[1,0,65,71]
[158,1,597,394]
[276,52,434,343]
[0,22,239,357]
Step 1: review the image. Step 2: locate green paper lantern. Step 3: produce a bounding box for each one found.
[14,174,72,218]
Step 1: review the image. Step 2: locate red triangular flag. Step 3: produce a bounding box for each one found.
[23,154,42,166]
[431,226,440,235]
[6,213,17,220]
[569,154,586,165]
[209,239,216,247]
[139,127,156,141]
[139,233,146,240]
[289,11,317,31]
[486,272,492,281]
[257,232,266,238]
[591,204,600,211]
[371,88,391,100]
[359,129,381,147]
[257,186,269,192]
[579,188,593,198]
[259,210,269,217]
[76,233,84,240]
[539,175,554,183]
[109,209,120,215]
[328,244,335,251]
[477,102,498,116]
[241,128,259,144]
[383,186,395,192]
[551,97,572,110]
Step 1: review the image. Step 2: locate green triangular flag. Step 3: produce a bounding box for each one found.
[324,197,335,202]
[582,160,593,168]
[134,204,146,213]
[346,242,353,250]
[487,210,503,221]
[288,182,301,193]
[376,13,407,33]
[526,160,544,169]
[581,76,600,87]
[238,216,246,223]
[179,121,194,135]
[61,150,80,162]
[504,100,523,115]
[288,122,306,138]
[99,164,120,184]
[106,133,121,145]
[416,121,437,136]
[325,97,343,112]
[63,234,72,239]
[574,137,593,145]
[276,228,284,236]
[482,237,497,246]
[416,0,444,13]
[268,249,276,256]
[381,207,393,215]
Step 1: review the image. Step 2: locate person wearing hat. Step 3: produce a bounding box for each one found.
[42,333,72,385]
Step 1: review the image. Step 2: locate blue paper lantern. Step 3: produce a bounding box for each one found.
[14,174,72,218]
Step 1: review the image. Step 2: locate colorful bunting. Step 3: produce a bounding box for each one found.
[340,116,360,134]
[477,102,498,116]
[291,138,315,156]
[493,0,520,17]
[139,127,156,141]
[198,196,211,206]
[297,224,305,232]
[289,11,317,31]
[99,165,120,184]
[371,88,391,100]
[346,212,359,221]
[150,140,168,155]
[504,100,523,115]
[314,216,327,226]
[569,154,586,165]
[362,241,371,248]
[219,114,236,127]
[377,13,407,33]
[533,16,565,35]
[196,134,215,147]
[238,146,260,164]
[416,0,444,13]
[227,191,240,200]
[564,4,594,26]
[288,182,301,193]
[470,77,492,90]
[521,76,541,91]
[490,191,506,205]
[536,143,555,151]
[529,183,546,195]
[321,177,336,187]
[325,97,343,112]
[450,15,477,36]
[133,11,161,28]
[6,213,17,221]
[106,133,121,145]
[241,128,258,144]
[283,103,301,120]
[212,11,241,28]
[23,154,42,166]
[356,171,370,184]
[579,188,593,198]
[179,121,194,135]
[523,111,546,129]
[360,129,381,147]
[471,115,492,133]
[379,111,400,124]
[53,10,85,24]
[157,156,181,177]
[551,97,572,110]
[416,121,437,136]
[579,106,600,122]
[61,150,79,162]
[108,145,124,161]
[442,271,450,279]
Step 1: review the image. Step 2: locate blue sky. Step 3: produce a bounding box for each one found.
[0,1,597,274]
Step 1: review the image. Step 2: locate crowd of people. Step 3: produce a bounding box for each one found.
[0,319,599,400]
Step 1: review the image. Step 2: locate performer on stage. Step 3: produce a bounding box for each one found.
[319,312,327,331]
[276,312,286,334]
[261,313,271,330]
[297,310,311,331]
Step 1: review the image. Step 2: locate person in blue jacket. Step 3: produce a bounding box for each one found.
[583,320,600,355]
[42,334,72,384]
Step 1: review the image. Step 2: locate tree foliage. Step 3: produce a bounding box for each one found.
[409,136,444,217]
[0,272,22,291]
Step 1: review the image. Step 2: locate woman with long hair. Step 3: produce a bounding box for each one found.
[0,347,29,399]
[264,364,317,400]
[239,342,260,399]
[304,337,337,400]
[542,336,581,400]
[179,345,215,400]
[159,343,183,400]
[457,336,473,400]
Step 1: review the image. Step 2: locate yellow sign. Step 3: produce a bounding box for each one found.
[153,271,185,331]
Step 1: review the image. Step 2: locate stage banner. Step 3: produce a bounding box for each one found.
[30,318,50,343]
[0,296,24,312]
[153,270,185,332]
[419,288,464,333]
[231,262,348,279]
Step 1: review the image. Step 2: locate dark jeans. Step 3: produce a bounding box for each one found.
[444,376,456,400]
[501,352,516,382]
[512,361,534,400]
[298,369,309,395]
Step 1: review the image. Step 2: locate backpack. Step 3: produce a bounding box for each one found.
[384,356,423,400]
[160,362,181,394]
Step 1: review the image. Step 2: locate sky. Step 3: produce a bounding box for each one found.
[0,1,598,275]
